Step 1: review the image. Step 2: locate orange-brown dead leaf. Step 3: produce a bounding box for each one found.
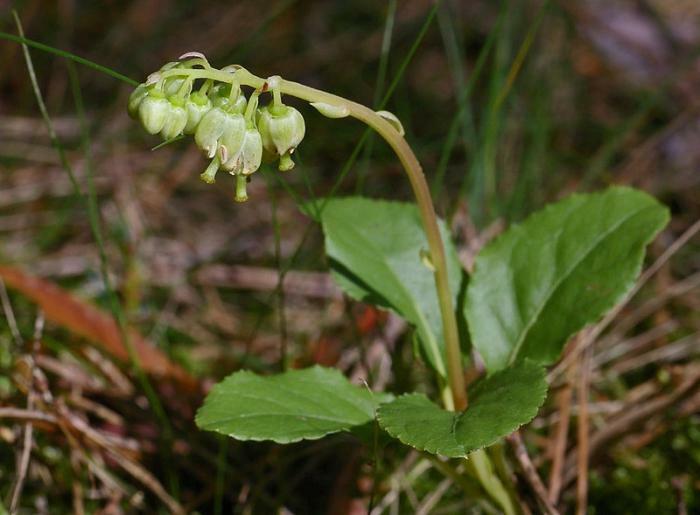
[0,265,198,394]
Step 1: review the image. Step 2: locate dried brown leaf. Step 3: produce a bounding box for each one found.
[0,265,198,393]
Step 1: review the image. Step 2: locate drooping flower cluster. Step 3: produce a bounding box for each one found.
[128,54,306,202]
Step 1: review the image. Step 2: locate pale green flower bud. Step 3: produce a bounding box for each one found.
[160,97,188,141]
[217,113,247,168]
[256,105,305,171]
[184,91,212,135]
[209,84,247,114]
[223,128,263,176]
[128,83,149,119]
[138,90,170,135]
[239,129,263,176]
[194,107,228,158]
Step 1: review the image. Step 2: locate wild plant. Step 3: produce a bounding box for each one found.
[128,53,669,513]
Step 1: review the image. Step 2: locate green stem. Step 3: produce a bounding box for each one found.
[0,31,138,86]
[268,74,469,411]
[466,449,517,515]
[230,70,521,512]
[272,84,283,111]
[228,81,241,103]
[244,88,261,122]
[427,455,500,514]
[176,77,193,99]
[161,65,468,409]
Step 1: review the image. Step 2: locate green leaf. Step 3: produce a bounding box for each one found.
[196,365,392,443]
[377,361,547,457]
[466,187,669,372]
[319,197,463,377]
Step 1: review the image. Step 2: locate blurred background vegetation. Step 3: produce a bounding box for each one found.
[0,0,699,513]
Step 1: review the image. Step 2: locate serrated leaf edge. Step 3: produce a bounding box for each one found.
[376,365,548,458]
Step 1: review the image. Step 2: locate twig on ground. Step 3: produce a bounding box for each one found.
[196,264,343,299]
[603,271,700,345]
[0,408,57,424]
[370,453,426,515]
[416,477,453,515]
[593,319,680,369]
[80,346,134,395]
[0,277,23,346]
[610,332,700,375]
[105,448,185,515]
[562,364,700,486]
[507,431,559,515]
[576,346,592,515]
[547,381,573,504]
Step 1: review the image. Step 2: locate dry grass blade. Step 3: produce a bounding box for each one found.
[562,363,700,487]
[603,271,700,342]
[610,332,700,375]
[369,453,426,515]
[547,382,572,504]
[0,277,23,346]
[196,264,342,299]
[0,407,57,425]
[593,319,681,369]
[415,477,453,515]
[104,448,185,515]
[9,310,44,514]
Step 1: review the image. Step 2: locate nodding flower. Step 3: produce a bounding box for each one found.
[256,104,305,172]
[129,55,307,201]
[138,89,170,135]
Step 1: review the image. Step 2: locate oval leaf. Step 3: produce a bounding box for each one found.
[377,361,547,457]
[466,187,669,372]
[319,198,463,378]
[195,365,391,443]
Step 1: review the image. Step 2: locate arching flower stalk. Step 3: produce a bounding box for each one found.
[128,52,467,413]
